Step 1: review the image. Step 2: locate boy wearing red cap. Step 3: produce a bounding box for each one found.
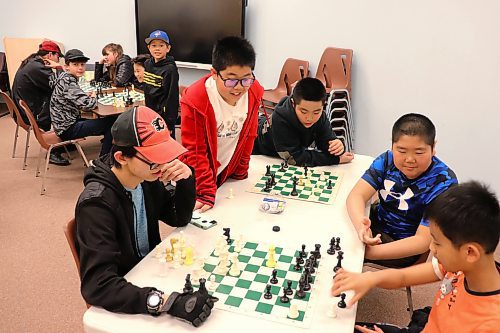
[75,106,216,325]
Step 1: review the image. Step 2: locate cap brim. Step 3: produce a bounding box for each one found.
[145,37,169,45]
[66,56,90,62]
[135,139,187,165]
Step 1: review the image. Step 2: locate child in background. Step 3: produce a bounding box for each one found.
[131,54,151,90]
[50,49,116,156]
[253,77,354,166]
[332,181,500,333]
[180,36,264,212]
[347,113,457,268]
[142,30,179,138]
[95,43,134,87]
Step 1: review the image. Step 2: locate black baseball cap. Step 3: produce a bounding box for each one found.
[64,49,90,62]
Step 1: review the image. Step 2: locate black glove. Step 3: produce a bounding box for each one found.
[163,290,218,327]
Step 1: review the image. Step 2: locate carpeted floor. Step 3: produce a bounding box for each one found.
[0,115,440,333]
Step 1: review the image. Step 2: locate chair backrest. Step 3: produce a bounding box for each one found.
[276,58,310,95]
[0,90,30,130]
[19,99,51,150]
[315,47,353,92]
[63,217,90,308]
[0,52,10,92]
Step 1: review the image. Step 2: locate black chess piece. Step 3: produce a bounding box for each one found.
[293,257,302,271]
[222,228,231,244]
[300,244,307,258]
[334,251,344,272]
[338,293,347,308]
[264,284,273,299]
[271,173,276,186]
[309,254,318,268]
[183,274,193,293]
[285,280,293,295]
[270,269,278,284]
[280,287,290,303]
[198,278,208,296]
[279,162,286,172]
[265,165,271,176]
[335,237,341,251]
[295,278,306,299]
[327,237,336,255]
[302,271,311,291]
[327,180,333,189]
[284,159,288,168]
[307,257,316,274]
[304,166,308,177]
[264,178,272,192]
[291,180,298,196]
[313,244,321,259]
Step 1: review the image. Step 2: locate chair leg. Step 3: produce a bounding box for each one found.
[23,130,30,170]
[41,146,53,195]
[64,145,72,160]
[12,124,19,158]
[74,143,89,167]
[36,146,44,177]
[406,286,414,315]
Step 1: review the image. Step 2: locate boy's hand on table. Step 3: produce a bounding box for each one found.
[194,201,212,213]
[358,217,382,245]
[328,139,344,155]
[331,269,378,307]
[354,324,384,333]
[339,152,355,164]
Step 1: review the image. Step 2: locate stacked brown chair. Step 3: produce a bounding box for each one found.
[63,218,90,308]
[19,100,89,195]
[0,90,31,169]
[262,58,309,114]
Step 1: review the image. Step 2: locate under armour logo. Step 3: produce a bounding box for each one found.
[151,117,166,132]
[379,180,414,210]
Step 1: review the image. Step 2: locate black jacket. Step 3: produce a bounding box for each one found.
[94,54,134,87]
[254,96,340,166]
[76,156,195,313]
[143,56,179,128]
[12,56,57,130]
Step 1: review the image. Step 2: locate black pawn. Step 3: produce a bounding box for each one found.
[279,162,286,172]
[264,178,272,192]
[296,279,306,299]
[334,251,344,272]
[299,244,307,258]
[183,274,193,293]
[271,173,276,186]
[198,278,208,296]
[335,237,341,251]
[280,287,290,303]
[284,160,288,168]
[338,293,347,308]
[285,280,293,295]
[327,237,336,255]
[265,165,271,176]
[293,257,302,271]
[327,180,333,189]
[302,273,311,291]
[264,284,273,299]
[304,166,308,177]
[291,181,298,196]
[270,269,278,284]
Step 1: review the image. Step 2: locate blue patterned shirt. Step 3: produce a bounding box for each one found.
[362,151,458,239]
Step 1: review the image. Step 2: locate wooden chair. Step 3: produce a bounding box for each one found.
[364,251,431,316]
[63,218,90,308]
[262,58,309,113]
[315,47,353,94]
[0,90,31,169]
[19,100,89,195]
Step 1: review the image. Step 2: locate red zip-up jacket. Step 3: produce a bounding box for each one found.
[180,74,264,207]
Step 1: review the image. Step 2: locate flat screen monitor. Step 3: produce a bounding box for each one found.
[135,0,246,68]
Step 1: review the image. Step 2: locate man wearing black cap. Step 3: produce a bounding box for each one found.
[50,49,116,156]
[12,40,69,165]
[75,106,216,326]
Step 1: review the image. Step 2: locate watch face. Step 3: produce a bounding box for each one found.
[148,294,161,307]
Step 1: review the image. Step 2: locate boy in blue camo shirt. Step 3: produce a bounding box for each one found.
[346,113,457,268]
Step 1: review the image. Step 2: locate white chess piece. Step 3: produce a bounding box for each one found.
[208,275,217,291]
[154,245,163,259]
[227,188,234,199]
[327,302,337,318]
[173,253,182,268]
[234,239,242,253]
[229,254,240,276]
[288,301,300,319]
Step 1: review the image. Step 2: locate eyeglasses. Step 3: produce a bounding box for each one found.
[217,72,255,88]
[134,153,160,170]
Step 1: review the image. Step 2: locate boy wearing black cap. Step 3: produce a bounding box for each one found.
[50,49,116,156]
[76,106,216,325]
[142,30,180,138]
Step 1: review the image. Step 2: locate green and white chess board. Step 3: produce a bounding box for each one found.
[79,81,114,94]
[248,164,342,204]
[195,240,323,328]
[96,90,145,106]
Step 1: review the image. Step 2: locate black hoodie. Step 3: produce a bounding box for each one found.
[75,156,195,313]
[94,54,134,87]
[143,56,179,129]
[254,96,340,166]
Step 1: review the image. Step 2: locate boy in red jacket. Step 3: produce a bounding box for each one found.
[180,36,264,212]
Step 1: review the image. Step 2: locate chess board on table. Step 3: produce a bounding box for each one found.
[79,81,114,94]
[96,90,145,106]
[247,164,343,204]
[194,240,323,328]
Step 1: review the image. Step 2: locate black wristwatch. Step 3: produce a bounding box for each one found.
[146,290,164,316]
